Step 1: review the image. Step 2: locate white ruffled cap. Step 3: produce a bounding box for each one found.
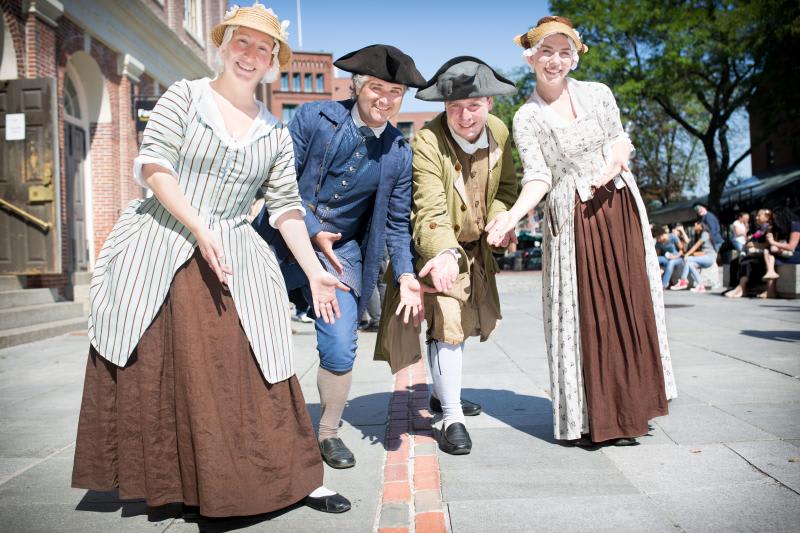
[522,31,580,71]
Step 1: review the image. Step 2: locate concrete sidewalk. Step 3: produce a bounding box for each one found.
[0,271,799,531]
[0,316,394,532]
[438,272,800,532]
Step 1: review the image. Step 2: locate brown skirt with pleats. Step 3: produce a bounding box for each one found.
[574,186,668,442]
[71,252,323,517]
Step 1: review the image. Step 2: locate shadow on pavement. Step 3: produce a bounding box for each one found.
[335,386,558,451]
[306,390,393,451]
[458,387,558,443]
[74,490,302,531]
[739,329,800,342]
[759,305,800,312]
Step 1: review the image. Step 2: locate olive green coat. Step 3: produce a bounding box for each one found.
[374,113,519,373]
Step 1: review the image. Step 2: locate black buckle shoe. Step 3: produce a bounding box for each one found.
[304,493,352,513]
[319,437,355,469]
[181,504,203,522]
[438,422,472,455]
[429,396,482,416]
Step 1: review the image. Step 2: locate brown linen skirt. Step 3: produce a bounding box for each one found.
[574,186,668,442]
[71,252,323,517]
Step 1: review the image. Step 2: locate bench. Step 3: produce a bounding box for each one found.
[776,263,800,299]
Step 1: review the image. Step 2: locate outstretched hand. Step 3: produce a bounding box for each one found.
[395,275,434,327]
[311,231,344,275]
[308,270,350,324]
[418,252,459,293]
[496,229,518,248]
[485,211,517,247]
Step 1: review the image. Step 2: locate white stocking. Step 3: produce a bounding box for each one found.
[428,340,465,428]
[309,486,336,497]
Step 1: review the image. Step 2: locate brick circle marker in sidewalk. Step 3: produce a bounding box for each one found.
[376,359,447,533]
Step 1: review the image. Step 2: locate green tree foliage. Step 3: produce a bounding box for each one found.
[493,65,703,207]
[627,102,703,207]
[543,0,800,210]
[492,66,535,178]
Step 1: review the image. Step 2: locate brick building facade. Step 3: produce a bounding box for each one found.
[1,0,224,295]
[262,53,437,140]
[749,105,799,177]
[1,1,436,299]
[258,50,333,123]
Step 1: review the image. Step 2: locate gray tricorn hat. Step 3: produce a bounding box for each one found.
[415,56,517,102]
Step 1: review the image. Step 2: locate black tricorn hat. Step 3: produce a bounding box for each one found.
[415,56,517,102]
[334,44,427,89]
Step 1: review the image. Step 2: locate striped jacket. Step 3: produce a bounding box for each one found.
[88,78,304,384]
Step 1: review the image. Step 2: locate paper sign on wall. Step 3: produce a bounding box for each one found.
[5,113,25,141]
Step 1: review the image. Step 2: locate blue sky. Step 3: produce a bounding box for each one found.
[230,0,550,112]
[229,1,752,179]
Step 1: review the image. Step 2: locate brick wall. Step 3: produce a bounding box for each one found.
[267,51,334,120]
[155,0,225,66]
[749,106,800,176]
[1,0,25,76]
[3,1,224,293]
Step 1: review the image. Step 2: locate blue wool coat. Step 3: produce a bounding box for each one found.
[254,99,415,320]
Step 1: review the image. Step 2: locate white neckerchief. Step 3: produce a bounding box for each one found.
[451,127,488,155]
[351,105,387,138]
[199,78,277,145]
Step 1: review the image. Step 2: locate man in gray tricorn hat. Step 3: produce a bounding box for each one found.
[410,56,519,455]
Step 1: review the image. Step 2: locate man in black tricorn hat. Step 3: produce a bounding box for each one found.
[253,44,432,469]
[410,56,519,455]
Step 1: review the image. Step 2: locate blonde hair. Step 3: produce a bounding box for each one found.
[212,25,281,84]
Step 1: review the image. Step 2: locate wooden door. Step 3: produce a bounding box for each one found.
[65,122,88,271]
[0,78,60,274]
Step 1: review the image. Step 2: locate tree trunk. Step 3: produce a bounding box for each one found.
[707,171,728,214]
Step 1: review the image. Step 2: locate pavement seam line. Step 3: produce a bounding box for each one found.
[602,447,687,532]
[641,492,688,533]
[675,339,798,379]
[0,441,76,486]
[722,443,800,497]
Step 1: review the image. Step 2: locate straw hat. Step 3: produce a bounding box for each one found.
[514,18,588,55]
[210,4,292,68]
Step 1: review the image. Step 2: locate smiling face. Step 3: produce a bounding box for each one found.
[354,76,406,127]
[445,97,492,143]
[528,33,573,87]
[221,26,275,85]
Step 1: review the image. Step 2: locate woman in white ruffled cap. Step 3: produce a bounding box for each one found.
[71,3,351,518]
[486,16,677,447]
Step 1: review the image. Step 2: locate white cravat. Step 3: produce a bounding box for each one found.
[351,105,387,138]
[451,127,488,155]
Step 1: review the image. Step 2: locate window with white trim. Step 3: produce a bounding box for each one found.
[184,0,204,46]
[64,75,82,120]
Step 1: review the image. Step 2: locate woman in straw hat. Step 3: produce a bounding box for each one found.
[486,16,677,446]
[72,3,351,518]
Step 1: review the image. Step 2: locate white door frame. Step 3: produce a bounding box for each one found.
[63,62,95,270]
